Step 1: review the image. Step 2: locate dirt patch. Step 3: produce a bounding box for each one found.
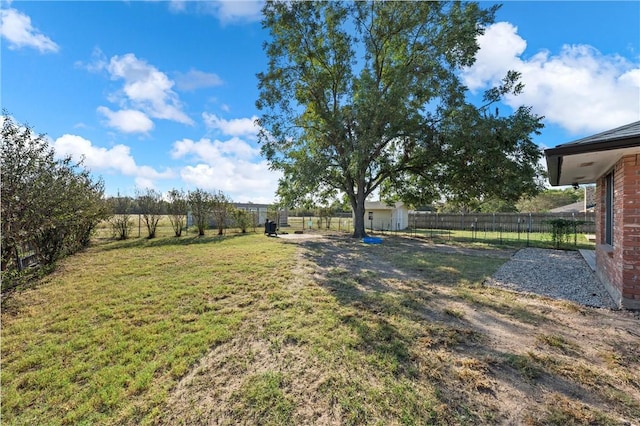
[160,235,640,425]
[277,232,327,241]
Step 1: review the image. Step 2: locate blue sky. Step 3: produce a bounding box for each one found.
[2,1,639,203]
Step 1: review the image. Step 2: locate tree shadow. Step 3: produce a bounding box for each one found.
[93,232,251,252]
[293,236,636,423]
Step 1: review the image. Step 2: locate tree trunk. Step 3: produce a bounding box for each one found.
[351,187,367,238]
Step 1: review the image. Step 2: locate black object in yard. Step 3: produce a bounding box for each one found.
[265,220,278,236]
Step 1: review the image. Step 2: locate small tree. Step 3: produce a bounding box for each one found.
[317,206,334,230]
[188,188,212,236]
[545,218,590,249]
[250,209,259,232]
[211,191,232,235]
[266,204,281,229]
[231,208,252,233]
[167,189,188,237]
[136,188,163,239]
[108,193,134,240]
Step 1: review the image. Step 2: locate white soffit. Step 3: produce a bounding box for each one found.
[557,146,640,185]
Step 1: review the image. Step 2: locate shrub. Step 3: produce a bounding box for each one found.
[545,218,590,249]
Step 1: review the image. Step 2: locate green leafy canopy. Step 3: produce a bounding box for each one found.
[256,1,544,237]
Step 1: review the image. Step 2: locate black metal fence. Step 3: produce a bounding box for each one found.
[409,212,596,234]
[407,211,596,249]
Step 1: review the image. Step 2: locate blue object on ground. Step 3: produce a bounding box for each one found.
[362,237,382,244]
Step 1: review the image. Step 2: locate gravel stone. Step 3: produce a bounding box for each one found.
[484,248,616,309]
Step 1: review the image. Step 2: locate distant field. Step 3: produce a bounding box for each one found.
[94,215,261,239]
[2,233,637,424]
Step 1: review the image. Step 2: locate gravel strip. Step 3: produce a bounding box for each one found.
[484,248,616,309]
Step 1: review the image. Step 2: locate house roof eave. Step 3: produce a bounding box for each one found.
[544,135,640,158]
[544,121,640,187]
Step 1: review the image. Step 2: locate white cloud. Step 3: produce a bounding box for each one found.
[75,47,108,72]
[168,0,187,13]
[202,113,260,138]
[160,0,263,23]
[462,22,640,134]
[176,1,262,23]
[462,22,526,91]
[180,162,279,203]
[0,7,59,53]
[174,69,223,91]
[105,53,194,125]
[172,137,259,162]
[211,1,263,23]
[171,136,279,203]
[97,106,154,134]
[53,134,174,184]
[134,177,156,190]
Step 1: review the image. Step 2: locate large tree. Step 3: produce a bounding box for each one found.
[257,1,543,238]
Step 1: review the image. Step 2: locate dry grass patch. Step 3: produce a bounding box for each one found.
[524,392,620,425]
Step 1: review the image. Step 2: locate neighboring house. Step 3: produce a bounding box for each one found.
[234,203,289,227]
[548,186,596,213]
[545,121,640,310]
[360,201,409,231]
[548,201,584,213]
[187,203,288,228]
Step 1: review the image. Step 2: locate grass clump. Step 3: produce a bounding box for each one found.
[536,334,580,355]
[444,307,466,319]
[505,353,542,381]
[231,371,294,425]
[524,393,619,426]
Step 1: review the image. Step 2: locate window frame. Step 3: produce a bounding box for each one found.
[604,171,614,246]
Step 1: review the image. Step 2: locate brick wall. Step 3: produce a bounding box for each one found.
[596,154,640,310]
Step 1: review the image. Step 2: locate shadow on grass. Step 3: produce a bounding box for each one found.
[93,232,253,252]
[295,236,635,423]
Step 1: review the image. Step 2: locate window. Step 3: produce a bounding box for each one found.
[605,171,614,246]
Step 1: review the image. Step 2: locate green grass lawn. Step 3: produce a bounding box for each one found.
[1,232,636,425]
[405,228,596,250]
[1,233,297,425]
